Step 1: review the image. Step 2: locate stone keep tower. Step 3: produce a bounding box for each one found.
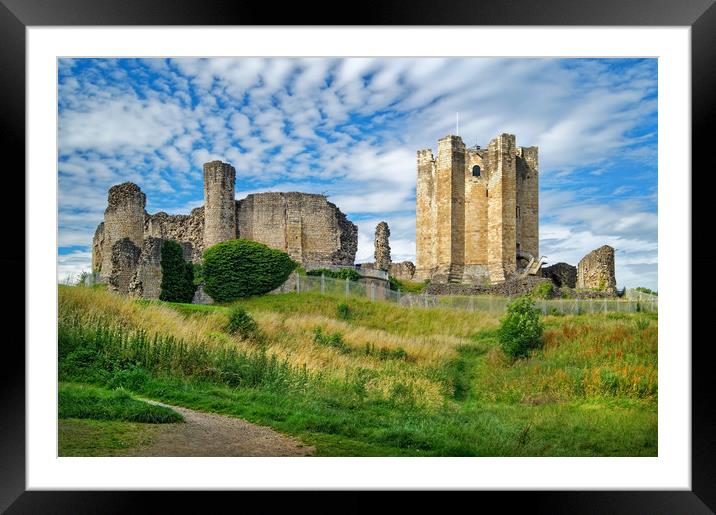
[415,133,538,284]
[203,160,237,249]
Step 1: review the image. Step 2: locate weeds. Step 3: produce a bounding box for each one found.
[336,302,351,320]
[225,306,261,341]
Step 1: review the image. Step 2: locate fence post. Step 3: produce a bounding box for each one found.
[469,296,474,312]
[321,273,325,295]
[296,273,300,293]
[397,289,401,304]
[345,277,349,299]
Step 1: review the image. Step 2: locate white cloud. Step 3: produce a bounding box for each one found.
[58,58,657,291]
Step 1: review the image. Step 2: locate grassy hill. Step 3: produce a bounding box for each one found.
[58,285,657,456]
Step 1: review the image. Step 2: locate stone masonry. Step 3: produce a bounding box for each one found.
[389,261,416,281]
[108,238,141,294]
[92,160,358,298]
[374,221,391,272]
[576,245,617,293]
[128,237,193,299]
[203,161,237,249]
[236,192,357,267]
[96,183,146,280]
[415,133,538,284]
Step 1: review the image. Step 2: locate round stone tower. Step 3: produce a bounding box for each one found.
[203,160,237,249]
[100,182,146,279]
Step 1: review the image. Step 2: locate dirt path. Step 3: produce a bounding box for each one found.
[127,401,314,457]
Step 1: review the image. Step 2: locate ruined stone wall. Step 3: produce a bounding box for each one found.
[516,146,539,260]
[108,238,141,294]
[415,149,436,281]
[374,221,391,272]
[145,207,205,262]
[97,183,146,279]
[92,222,105,274]
[389,261,416,281]
[577,245,617,292]
[487,134,517,282]
[203,161,237,249]
[236,192,357,267]
[128,237,193,299]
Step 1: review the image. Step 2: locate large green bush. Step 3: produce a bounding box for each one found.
[203,239,297,302]
[159,240,196,303]
[498,296,544,360]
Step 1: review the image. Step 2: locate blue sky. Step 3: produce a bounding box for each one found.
[58,57,658,290]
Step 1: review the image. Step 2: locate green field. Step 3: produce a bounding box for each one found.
[58,285,657,456]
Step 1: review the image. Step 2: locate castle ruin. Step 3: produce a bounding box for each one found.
[415,133,539,284]
[92,160,358,297]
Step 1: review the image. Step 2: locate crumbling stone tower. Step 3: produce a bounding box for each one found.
[203,160,237,249]
[374,221,391,272]
[95,182,146,280]
[415,133,538,284]
[576,245,617,293]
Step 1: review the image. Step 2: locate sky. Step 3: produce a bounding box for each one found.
[58,57,658,290]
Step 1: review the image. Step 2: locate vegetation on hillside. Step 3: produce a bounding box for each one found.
[59,382,183,423]
[58,285,657,456]
[389,277,430,294]
[307,268,362,281]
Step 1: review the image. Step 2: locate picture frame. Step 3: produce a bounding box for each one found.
[3,0,713,511]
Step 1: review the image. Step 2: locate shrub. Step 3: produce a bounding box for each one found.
[634,317,649,331]
[530,281,553,299]
[313,327,350,354]
[192,262,204,286]
[307,268,362,281]
[225,306,261,340]
[635,286,658,296]
[203,239,298,302]
[498,296,544,360]
[336,302,351,320]
[159,240,196,303]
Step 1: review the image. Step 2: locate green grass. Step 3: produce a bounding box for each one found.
[59,382,183,423]
[58,286,657,457]
[59,419,161,456]
[390,277,430,294]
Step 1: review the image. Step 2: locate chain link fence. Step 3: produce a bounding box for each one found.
[275,273,658,315]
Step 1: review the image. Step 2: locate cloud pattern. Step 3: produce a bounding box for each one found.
[58,58,657,290]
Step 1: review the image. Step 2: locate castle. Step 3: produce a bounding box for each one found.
[92,160,358,297]
[415,133,539,284]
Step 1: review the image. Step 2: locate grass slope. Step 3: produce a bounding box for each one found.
[59,382,183,423]
[58,285,657,456]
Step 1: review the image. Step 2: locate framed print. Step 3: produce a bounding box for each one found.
[3,0,714,512]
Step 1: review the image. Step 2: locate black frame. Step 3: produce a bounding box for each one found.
[2,1,713,512]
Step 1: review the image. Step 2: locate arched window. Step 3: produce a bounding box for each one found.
[472,165,481,177]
